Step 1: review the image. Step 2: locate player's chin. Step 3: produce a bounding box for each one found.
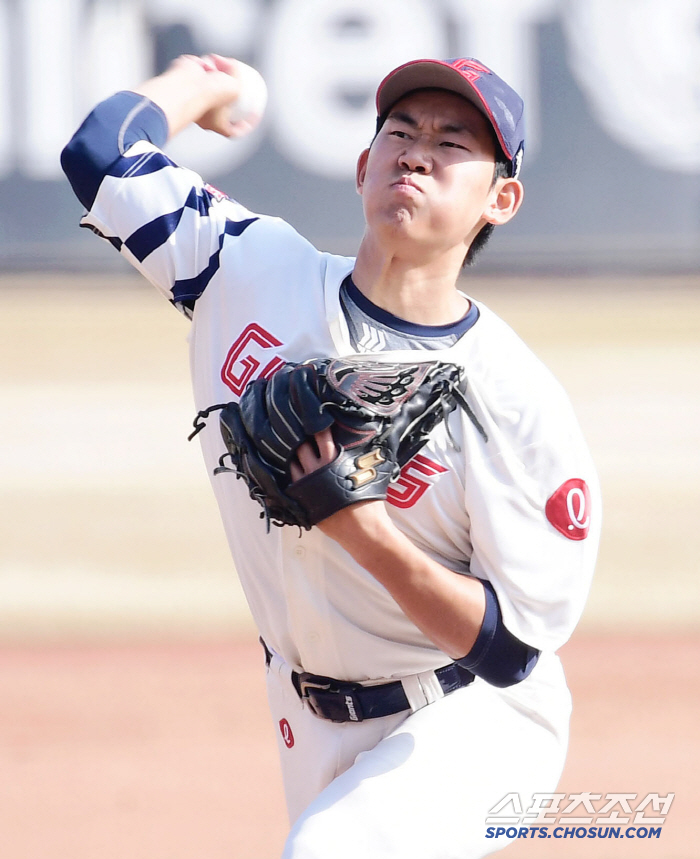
[385,213,449,245]
[374,206,425,236]
[366,206,441,251]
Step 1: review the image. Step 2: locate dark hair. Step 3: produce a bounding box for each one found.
[463,153,511,267]
[373,108,513,267]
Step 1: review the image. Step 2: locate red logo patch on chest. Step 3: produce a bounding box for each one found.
[221,323,285,395]
[546,478,592,541]
[279,718,295,749]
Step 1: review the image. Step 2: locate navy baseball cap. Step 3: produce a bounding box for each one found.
[375,58,525,178]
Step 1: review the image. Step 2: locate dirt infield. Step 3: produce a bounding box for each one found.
[0,634,696,859]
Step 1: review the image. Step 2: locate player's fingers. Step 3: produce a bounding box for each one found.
[293,440,321,475]
[209,54,241,76]
[313,428,337,464]
[290,459,304,482]
[196,105,238,138]
[173,54,211,73]
[199,54,218,72]
[291,430,337,481]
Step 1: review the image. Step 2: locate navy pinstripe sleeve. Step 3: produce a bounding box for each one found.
[61,92,169,210]
[457,580,541,687]
[60,91,261,312]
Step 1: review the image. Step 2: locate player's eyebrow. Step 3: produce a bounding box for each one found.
[387,109,473,137]
[387,109,420,128]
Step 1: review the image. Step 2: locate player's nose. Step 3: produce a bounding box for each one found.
[398,140,432,174]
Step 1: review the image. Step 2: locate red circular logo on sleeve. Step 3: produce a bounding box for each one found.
[279,719,295,749]
[546,478,592,541]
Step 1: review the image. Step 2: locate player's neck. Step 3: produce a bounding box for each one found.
[352,237,469,325]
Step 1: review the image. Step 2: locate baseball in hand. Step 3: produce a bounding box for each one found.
[228,61,268,137]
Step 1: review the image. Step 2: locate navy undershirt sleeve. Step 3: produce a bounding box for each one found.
[457,580,541,687]
[61,91,168,210]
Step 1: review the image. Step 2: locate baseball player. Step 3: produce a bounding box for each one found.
[61,54,600,858]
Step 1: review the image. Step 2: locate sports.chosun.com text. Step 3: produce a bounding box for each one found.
[486,825,662,840]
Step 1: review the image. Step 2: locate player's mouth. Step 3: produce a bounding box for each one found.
[391,176,423,193]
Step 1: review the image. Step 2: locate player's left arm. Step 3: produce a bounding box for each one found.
[319,496,487,659]
[462,362,602,655]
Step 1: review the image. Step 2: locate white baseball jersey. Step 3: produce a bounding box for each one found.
[66,94,601,856]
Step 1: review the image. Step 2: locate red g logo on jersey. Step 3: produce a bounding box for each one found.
[279,718,295,749]
[546,479,592,541]
[221,323,286,395]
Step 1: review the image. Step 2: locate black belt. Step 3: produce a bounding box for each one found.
[261,638,474,723]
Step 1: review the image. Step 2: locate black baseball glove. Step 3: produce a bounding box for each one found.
[189,356,486,530]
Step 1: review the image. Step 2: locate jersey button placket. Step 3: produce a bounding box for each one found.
[281,529,326,670]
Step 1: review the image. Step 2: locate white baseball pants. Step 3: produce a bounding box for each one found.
[265,649,570,859]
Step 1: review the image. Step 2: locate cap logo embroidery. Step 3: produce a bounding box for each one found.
[453,59,491,83]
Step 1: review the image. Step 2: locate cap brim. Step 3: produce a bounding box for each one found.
[376,60,485,120]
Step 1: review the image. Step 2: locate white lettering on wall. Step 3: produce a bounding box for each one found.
[0,0,12,175]
[1,0,699,180]
[564,0,700,172]
[444,0,559,156]
[145,0,259,58]
[262,0,445,178]
[81,0,151,110]
[19,0,82,179]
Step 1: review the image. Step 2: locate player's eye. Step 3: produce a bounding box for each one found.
[389,129,411,139]
[441,140,468,150]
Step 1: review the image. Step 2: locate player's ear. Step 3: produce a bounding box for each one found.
[356,148,370,195]
[483,177,524,226]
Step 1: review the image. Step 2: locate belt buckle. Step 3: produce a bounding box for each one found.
[297,673,334,718]
[297,673,364,723]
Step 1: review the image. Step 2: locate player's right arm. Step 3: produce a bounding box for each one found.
[60,55,265,313]
[61,54,244,210]
[132,54,244,140]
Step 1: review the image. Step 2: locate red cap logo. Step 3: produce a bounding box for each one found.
[452,59,491,84]
[546,479,592,541]
[279,718,295,749]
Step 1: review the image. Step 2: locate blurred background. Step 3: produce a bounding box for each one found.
[0,1,698,857]
[2,0,700,273]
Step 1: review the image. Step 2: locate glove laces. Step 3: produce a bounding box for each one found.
[448,380,488,444]
[187,404,228,441]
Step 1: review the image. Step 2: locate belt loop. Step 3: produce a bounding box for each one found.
[418,669,446,704]
[259,637,273,666]
[260,638,296,690]
[400,669,446,713]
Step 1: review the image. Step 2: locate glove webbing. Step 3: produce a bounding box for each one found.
[187,380,488,449]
